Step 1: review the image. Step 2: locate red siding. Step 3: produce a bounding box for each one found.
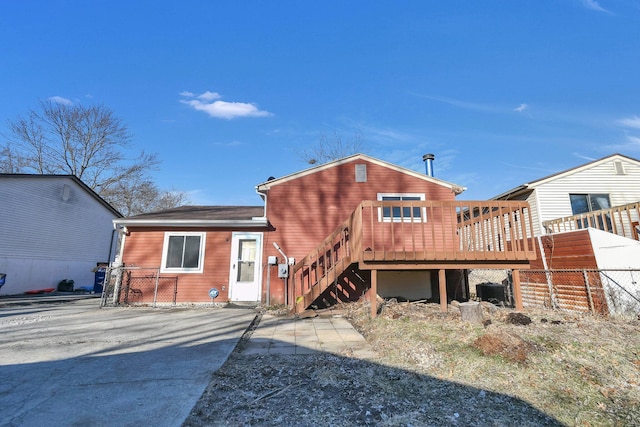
[263,159,457,303]
[122,227,236,303]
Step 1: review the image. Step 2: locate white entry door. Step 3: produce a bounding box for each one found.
[229,232,263,302]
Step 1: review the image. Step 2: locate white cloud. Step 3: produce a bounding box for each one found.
[49,96,72,105]
[514,103,528,112]
[196,91,222,101]
[180,91,272,119]
[582,0,609,12]
[618,116,640,129]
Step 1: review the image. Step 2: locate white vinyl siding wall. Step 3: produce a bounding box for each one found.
[0,176,119,294]
[531,158,640,235]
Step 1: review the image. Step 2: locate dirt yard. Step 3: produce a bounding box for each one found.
[184,301,640,426]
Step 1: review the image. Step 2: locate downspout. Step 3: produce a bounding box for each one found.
[255,187,268,220]
[112,224,128,305]
[107,228,117,263]
[255,187,270,304]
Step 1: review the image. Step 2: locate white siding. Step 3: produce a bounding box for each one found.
[532,157,640,235]
[0,176,118,295]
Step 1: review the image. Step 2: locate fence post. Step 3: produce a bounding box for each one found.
[153,268,160,308]
[583,269,595,314]
[113,266,123,306]
[512,269,523,311]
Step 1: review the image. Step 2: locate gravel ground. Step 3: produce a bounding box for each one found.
[183,310,565,427]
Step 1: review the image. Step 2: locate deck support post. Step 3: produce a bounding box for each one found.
[512,269,523,311]
[439,269,447,312]
[370,269,378,318]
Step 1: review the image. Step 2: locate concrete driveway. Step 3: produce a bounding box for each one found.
[0,295,257,427]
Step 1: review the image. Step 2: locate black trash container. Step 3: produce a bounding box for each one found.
[476,282,506,304]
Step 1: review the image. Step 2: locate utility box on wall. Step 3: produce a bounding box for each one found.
[278,264,289,278]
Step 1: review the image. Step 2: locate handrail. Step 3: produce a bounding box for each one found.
[543,201,640,240]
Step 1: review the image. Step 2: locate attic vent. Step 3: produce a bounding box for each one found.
[614,160,625,175]
[61,184,71,202]
[355,164,367,182]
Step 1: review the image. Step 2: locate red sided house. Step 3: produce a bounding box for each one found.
[112,154,537,314]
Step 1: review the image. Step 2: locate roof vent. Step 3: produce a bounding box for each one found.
[422,154,435,177]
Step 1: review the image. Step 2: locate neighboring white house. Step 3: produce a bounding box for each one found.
[0,175,121,295]
[492,153,640,237]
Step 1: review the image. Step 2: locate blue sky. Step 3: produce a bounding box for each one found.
[2,1,640,206]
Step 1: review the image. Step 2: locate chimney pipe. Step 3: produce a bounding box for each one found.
[422,153,435,177]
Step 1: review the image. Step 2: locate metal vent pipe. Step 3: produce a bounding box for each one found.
[422,153,435,177]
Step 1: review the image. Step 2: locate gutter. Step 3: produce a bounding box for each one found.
[112,218,269,228]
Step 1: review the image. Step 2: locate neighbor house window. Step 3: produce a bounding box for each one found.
[569,193,611,214]
[569,193,611,231]
[377,193,426,222]
[161,232,206,273]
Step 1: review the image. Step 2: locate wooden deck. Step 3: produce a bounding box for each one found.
[290,200,536,313]
[543,201,640,240]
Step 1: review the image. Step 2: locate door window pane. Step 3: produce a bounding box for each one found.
[237,239,256,282]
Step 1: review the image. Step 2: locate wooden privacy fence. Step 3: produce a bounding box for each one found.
[519,269,640,316]
[100,266,178,307]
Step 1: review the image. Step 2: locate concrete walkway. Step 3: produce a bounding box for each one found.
[243,314,376,359]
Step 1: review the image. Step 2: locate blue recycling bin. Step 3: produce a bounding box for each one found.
[94,263,107,294]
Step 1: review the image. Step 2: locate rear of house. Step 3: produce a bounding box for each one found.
[113,154,537,312]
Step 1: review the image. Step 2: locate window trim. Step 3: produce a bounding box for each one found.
[377,193,427,222]
[160,231,206,274]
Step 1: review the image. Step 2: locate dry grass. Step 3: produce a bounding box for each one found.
[343,300,640,427]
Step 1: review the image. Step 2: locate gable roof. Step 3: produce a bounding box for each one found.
[0,173,122,217]
[491,153,640,200]
[114,205,267,228]
[255,153,466,194]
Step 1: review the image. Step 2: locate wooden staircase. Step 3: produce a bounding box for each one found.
[290,211,358,313]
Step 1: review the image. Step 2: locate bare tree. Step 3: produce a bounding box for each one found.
[297,130,364,165]
[1,99,189,215]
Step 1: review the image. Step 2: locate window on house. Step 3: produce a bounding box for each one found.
[377,193,426,222]
[570,194,611,214]
[569,193,612,231]
[161,232,205,273]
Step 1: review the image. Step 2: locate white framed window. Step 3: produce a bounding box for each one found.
[377,193,426,222]
[161,232,206,273]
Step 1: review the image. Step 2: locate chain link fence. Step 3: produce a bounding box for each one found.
[519,269,640,317]
[468,268,640,317]
[100,266,178,307]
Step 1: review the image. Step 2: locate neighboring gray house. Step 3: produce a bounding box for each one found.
[0,175,121,295]
[492,153,640,237]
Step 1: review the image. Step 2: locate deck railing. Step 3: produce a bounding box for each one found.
[542,201,640,240]
[290,200,536,312]
[357,200,536,263]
